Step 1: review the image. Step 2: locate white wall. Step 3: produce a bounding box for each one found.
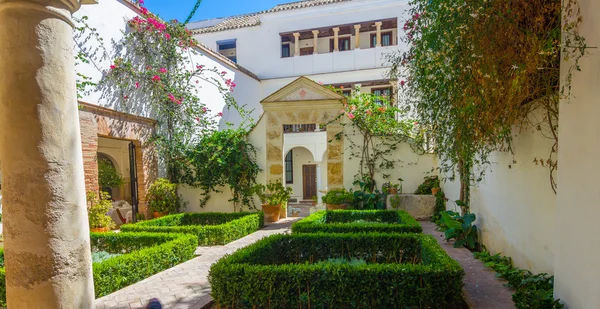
[74,0,259,129]
[284,147,315,200]
[441,110,557,274]
[193,0,408,80]
[554,1,600,307]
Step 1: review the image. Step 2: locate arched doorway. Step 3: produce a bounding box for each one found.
[97,152,122,200]
[284,146,318,201]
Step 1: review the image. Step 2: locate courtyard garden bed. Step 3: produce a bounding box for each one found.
[209,233,464,308]
[0,232,197,305]
[291,209,422,234]
[120,212,264,245]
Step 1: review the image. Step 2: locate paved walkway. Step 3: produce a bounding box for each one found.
[95,217,301,309]
[421,221,515,309]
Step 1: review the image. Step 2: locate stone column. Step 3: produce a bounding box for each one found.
[390,80,399,105]
[354,24,361,49]
[293,32,300,57]
[333,27,340,51]
[375,21,382,47]
[312,30,319,54]
[316,162,323,204]
[353,83,362,96]
[0,1,95,308]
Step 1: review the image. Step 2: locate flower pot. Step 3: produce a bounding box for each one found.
[431,187,441,195]
[262,204,281,223]
[153,211,167,218]
[326,203,348,210]
[90,227,110,233]
[389,188,398,195]
[279,206,288,219]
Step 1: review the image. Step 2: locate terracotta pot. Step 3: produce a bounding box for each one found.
[279,206,288,219]
[389,188,398,195]
[326,203,348,210]
[153,211,167,218]
[431,187,441,195]
[90,227,109,233]
[262,204,281,223]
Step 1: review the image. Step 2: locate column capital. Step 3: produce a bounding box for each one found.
[0,0,95,26]
[354,24,361,30]
[332,27,340,33]
[312,30,320,35]
[293,32,301,38]
[374,21,383,27]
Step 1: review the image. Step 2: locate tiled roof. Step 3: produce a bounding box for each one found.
[191,0,351,34]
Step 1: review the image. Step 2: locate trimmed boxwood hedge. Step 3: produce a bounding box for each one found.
[120,212,264,245]
[209,233,464,308]
[292,209,422,234]
[0,232,197,305]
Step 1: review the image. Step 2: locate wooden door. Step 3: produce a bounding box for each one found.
[302,165,317,199]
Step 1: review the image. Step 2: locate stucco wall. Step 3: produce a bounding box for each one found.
[554,1,600,307]
[441,110,557,274]
[192,0,408,80]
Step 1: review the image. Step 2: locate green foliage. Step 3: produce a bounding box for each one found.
[98,158,125,189]
[474,250,563,308]
[321,188,354,205]
[390,194,402,209]
[253,181,292,208]
[292,210,422,234]
[147,178,180,214]
[91,232,197,297]
[350,179,386,210]
[120,212,264,245]
[431,190,446,222]
[209,233,464,308]
[0,233,196,302]
[440,210,478,250]
[415,176,440,195]
[181,128,261,211]
[91,251,122,263]
[87,191,116,229]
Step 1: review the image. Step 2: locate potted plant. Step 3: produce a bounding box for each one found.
[381,182,391,194]
[431,178,441,195]
[254,181,293,223]
[311,195,318,206]
[98,158,125,198]
[147,178,180,218]
[322,188,354,210]
[87,191,116,232]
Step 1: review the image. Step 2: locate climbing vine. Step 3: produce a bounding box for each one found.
[329,89,422,191]
[181,128,260,211]
[104,1,252,181]
[390,0,588,202]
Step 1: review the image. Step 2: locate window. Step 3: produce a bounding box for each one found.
[371,87,392,104]
[285,150,293,184]
[341,89,352,97]
[217,39,237,63]
[370,32,393,48]
[300,47,313,56]
[330,37,351,52]
[282,44,291,58]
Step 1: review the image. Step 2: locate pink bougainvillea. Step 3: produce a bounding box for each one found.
[152,75,160,82]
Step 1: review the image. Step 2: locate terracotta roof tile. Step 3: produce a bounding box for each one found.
[191,0,351,34]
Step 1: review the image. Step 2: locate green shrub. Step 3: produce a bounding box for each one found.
[415,175,440,195]
[98,157,124,189]
[253,181,292,207]
[121,212,264,245]
[474,250,563,308]
[0,233,196,304]
[148,178,180,214]
[87,191,116,229]
[209,233,464,308]
[431,190,446,222]
[321,188,354,204]
[292,210,422,234]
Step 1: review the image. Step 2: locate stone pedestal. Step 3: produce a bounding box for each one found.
[387,194,435,220]
[0,0,95,308]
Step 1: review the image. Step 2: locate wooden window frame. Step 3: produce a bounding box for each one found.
[282,43,291,58]
[370,31,394,48]
[285,150,293,184]
[329,36,352,52]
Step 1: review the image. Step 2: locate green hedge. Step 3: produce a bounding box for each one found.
[209,233,464,308]
[292,210,422,234]
[120,212,264,245]
[0,232,197,304]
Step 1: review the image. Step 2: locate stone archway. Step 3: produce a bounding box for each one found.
[261,77,346,192]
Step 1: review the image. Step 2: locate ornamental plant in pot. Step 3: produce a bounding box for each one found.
[431,178,441,195]
[254,181,293,223]
[87,191,116,233]
[148,178,180,218]
[322,188,354,210]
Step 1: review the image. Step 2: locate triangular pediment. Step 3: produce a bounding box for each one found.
[261,76,345,103]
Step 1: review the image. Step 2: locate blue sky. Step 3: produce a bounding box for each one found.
[143,0,292,22]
